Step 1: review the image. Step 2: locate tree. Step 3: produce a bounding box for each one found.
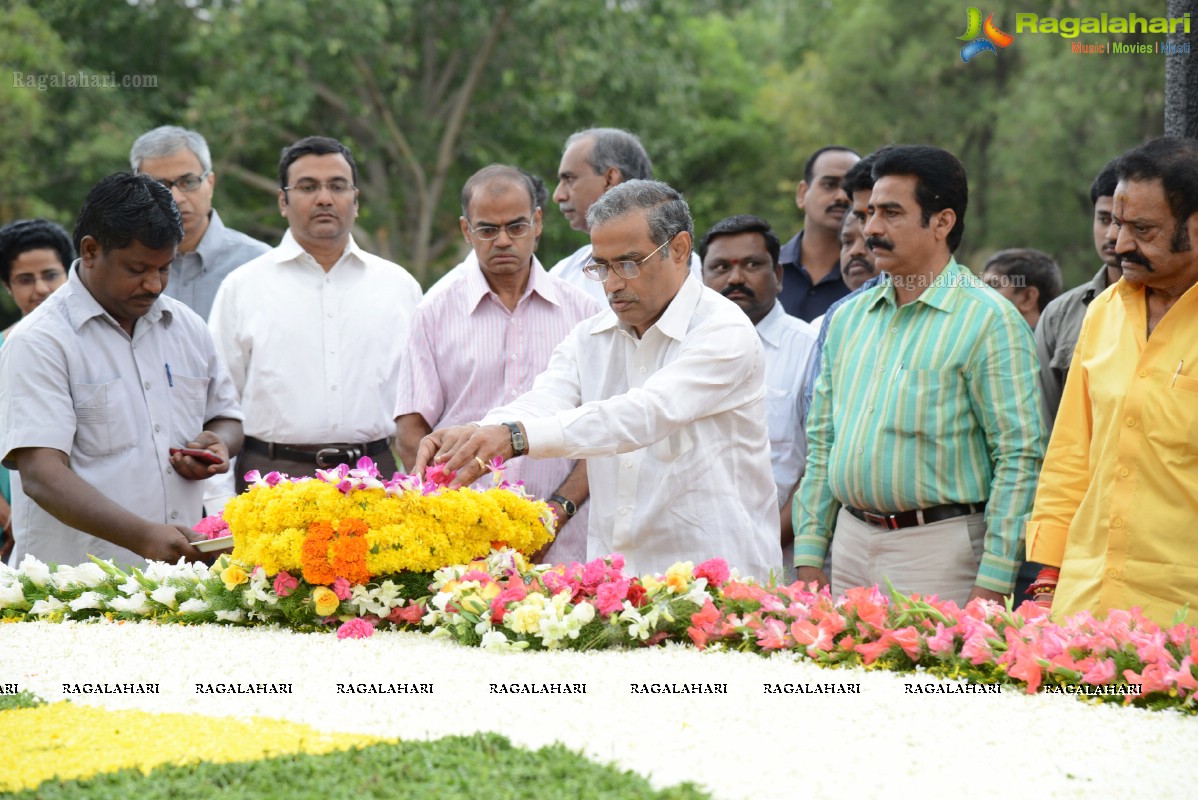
[1165,0,1198,138]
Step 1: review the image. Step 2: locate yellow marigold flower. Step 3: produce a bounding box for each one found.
[220,564,248,591]
[311,586,340,616]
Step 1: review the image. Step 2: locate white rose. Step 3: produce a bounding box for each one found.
[18,555,52,588]
[108,593,151,615]
[74,562,109,589]
[178,598,209,614]
[30,597,66,616]
[68,591,105,611]
[0,584,27,608]
[149,586,179,609]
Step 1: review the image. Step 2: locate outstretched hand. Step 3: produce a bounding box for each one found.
[413,423,514,488]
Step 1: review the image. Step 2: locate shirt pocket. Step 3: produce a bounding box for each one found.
[765,385,796,450]
[169,373,210,446]
[892,367,967,439]
[72,380,138,457]
[1161,372,1198,457]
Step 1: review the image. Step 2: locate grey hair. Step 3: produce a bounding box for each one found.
[566,127,652,181]
[586,179,693,256]
[130,125,213,173]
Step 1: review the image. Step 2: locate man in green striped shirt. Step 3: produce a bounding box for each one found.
[793,145,1045,606]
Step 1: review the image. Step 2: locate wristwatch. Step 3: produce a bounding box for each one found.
[548,494,577,518]
[503,421,527,456]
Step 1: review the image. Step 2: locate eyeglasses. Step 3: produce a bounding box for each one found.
[583,235,674,282]
[149,171,211,192]
[703,258,774,276]
[283,180,357,197]
[467,221,534,241]
[9,269,65,288]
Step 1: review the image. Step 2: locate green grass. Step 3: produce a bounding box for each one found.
[12,733,712,800]
[0,690,43,711]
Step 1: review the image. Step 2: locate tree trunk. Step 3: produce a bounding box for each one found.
[1164,0,1198,138]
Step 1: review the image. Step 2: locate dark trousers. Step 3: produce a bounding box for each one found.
[235,446,400,494]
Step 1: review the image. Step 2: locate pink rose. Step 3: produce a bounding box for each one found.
[272,571,299,598]
[332,577,352,601]
[694,558,730,586]
[337,618,375,640]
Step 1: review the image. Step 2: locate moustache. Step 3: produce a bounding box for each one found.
[1120,250,1153,271]
[722,285,756,299]
[607,291,637,304]
[845,256,873,272]
[827,202,849,215]
[866,236,894,252]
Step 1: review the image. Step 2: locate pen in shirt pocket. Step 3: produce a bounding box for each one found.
[1171,360,1184,388]
[165,362,174,388]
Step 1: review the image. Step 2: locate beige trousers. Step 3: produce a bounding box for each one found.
[830,507,985,607]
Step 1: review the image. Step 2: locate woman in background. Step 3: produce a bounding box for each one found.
[0,219,74,562]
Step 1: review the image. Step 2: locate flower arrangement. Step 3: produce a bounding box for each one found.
[3,548,1196,713]
[222,458,555,578]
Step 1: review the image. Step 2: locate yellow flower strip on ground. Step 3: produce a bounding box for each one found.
[0,702,387,792]
[222,480,553,579]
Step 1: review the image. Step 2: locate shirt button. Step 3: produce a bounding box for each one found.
[857,447,864,454]
[154,424,161,433]
[1106,568,1118,579]
[170,511,179,520]
[619,508,629,516]
[1119,467,1129,477]
[1139,369,1148,378]
[510,389,518,396]
[639,367,646,373]
[1126,417,1135,427]
[331,385,338,391]
[511,354,517,360]
[143,381,151,390]
[1112,517,1123,528]
[624,461,632,469]
[165,467,173,475]
[327,312,334,318]
[890,327,898,333]
[866,406,874,413]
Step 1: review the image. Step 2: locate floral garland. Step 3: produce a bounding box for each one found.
[2,549,1196,713]
[221,458,555,578]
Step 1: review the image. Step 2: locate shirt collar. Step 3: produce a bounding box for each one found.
[272,228,361,267]
[462,253,556,312]
[62,260,170,335]
[589,272,702,341]
[754,301,789,347]
[1082,265,1112,304]
[191,208,226,264]
[865,256,965,313]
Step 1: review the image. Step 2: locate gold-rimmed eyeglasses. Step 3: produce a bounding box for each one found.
[582,234,675,282]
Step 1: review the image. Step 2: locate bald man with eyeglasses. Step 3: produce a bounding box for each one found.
[395,165,601,564]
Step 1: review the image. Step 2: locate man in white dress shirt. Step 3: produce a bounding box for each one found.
[395,165,601,563]
[209,136,422,492]
[550,128,701,302]
[413,180,781,580]
[700,215,817,583]
[0,173,243,567]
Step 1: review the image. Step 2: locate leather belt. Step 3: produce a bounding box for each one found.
[846,503,985,531]
[244,436,390,468]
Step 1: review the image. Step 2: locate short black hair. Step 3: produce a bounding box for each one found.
[842,146,891,197]
[872,145,969,252]
[1090,158,1119,206]
[983,248,1063,312]
[803,145,859,184]
[0,219,75,284]
[278,136,359,189]
[1115,136,1198,252]
[521,168,549,213]
[698,215,780,268]
[72,173,183,255]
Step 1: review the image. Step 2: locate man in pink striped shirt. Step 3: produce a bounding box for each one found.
[394,165,602,563]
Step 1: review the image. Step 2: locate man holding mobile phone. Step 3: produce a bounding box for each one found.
[0,173,244,568]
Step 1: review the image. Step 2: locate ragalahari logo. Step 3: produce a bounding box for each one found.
[959,7,1014,62]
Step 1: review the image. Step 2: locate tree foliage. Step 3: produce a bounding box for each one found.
[0,0,1170,299]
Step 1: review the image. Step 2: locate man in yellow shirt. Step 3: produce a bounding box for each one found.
[1028,136,1198,626]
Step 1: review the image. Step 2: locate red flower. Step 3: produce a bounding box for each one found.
[626,582,648,608]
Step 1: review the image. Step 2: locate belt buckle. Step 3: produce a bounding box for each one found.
[862,511,893,529]
[315,447,343,468]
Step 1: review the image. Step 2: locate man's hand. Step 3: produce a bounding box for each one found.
[413,424,515,488]
[796,566,829,590]
[132,523,206,563]
[170,430,231,480]
[967,586,1008,606]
